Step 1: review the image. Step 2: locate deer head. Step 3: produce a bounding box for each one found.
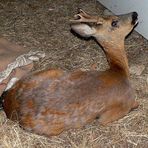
[70,9,138,45]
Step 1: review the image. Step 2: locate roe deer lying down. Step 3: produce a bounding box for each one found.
[1,9,139,137]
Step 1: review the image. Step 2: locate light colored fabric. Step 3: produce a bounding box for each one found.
[0,50,45,83]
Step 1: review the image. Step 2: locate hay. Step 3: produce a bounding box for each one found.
[0,0,148,147]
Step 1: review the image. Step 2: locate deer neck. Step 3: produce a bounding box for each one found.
[98,39,129,77]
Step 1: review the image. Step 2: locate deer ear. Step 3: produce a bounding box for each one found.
[71,23,96,37]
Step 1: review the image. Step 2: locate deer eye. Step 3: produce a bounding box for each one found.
[111,20,118,27]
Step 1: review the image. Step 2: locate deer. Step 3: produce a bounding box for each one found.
[0,9,139,137]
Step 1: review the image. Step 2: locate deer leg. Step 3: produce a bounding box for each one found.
[99,106,129,126]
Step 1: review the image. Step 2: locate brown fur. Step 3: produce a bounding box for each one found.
[2,9,139,137]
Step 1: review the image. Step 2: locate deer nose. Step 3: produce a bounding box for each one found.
[132,12,138,25]
[132,12,138,21]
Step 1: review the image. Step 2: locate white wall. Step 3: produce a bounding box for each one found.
[98,0,148,40]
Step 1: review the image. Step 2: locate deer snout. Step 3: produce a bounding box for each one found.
[131,12,138,25]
